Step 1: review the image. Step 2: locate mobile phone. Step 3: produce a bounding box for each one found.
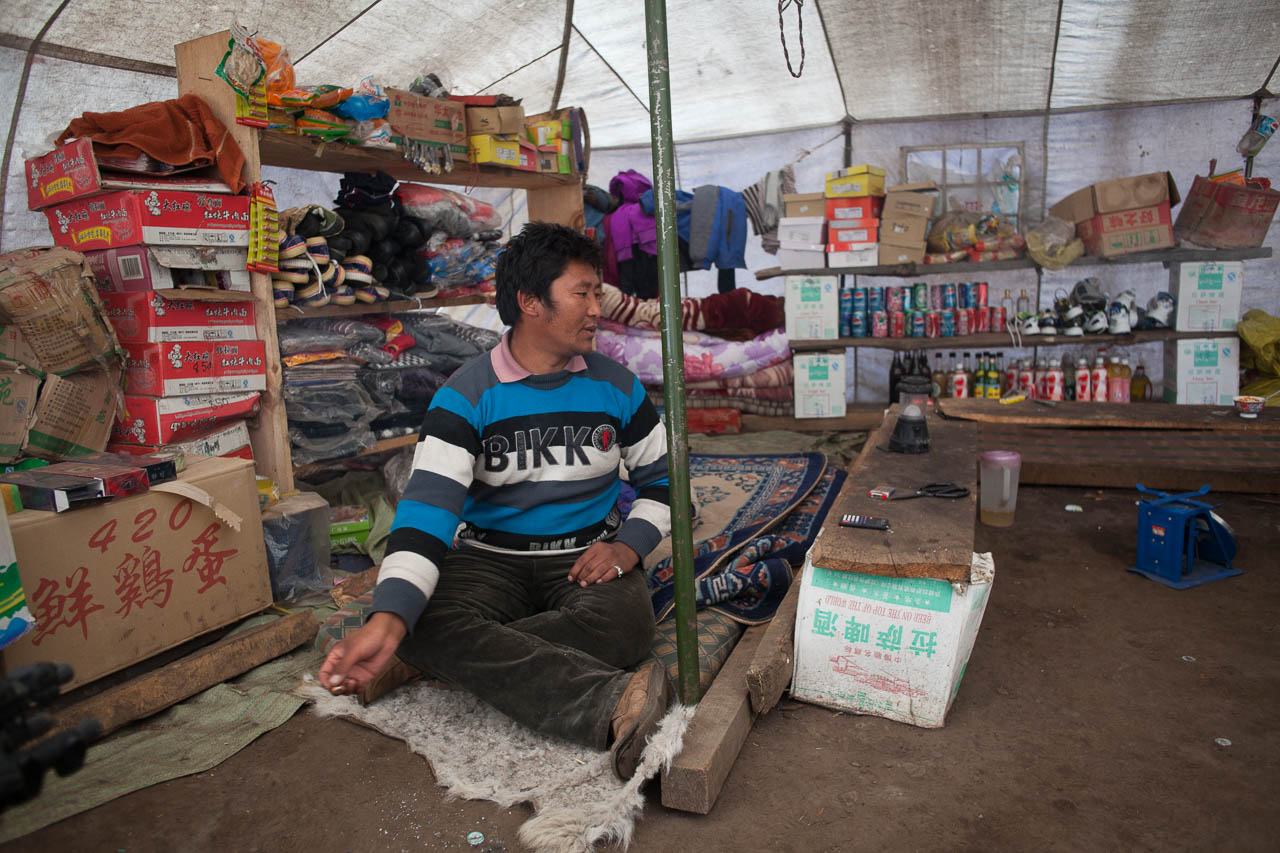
[839,514,890,530]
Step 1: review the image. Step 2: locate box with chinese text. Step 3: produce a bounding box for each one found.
[1,454,270,691]
[43,189,250,252]
[1161,337,1239,405]
[784,275,838,340]
[100,289,256,343]
[1170,262,1243,332]
[793,351,846,419]
[113,391,261,446]
[792,551,995,727]
[122,340,267,396]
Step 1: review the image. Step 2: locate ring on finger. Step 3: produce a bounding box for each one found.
[612,564,623,579]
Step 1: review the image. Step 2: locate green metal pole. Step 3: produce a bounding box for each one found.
[644,0,699,705]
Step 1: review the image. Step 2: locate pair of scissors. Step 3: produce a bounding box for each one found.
[890,482,971,500]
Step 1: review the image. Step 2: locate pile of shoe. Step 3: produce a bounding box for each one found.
[271,206,394,308]
[1012,277,1177,337]
[332,171,439,299]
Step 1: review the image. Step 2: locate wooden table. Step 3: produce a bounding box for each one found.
[938,398,1280,432]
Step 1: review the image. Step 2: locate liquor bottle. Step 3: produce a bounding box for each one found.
[973,353,986,399]
[986,352,1002,399]
[889,351,905,405]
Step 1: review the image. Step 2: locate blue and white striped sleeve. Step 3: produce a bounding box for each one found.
[615,376,671,560]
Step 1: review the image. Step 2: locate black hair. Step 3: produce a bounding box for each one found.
[494,222,603,326]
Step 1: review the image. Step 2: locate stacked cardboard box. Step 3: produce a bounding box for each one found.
[1049,172,1179,258]
[824,165,885,268]
[877,182,937,266]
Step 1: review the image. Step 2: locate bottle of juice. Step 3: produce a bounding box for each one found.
[1018,358,1036,398]
[950,356,969,398]
[1112,357,1132,403]
[1033,357,1047,399]
[986,353,1002,399]
[1075,357,1092,402]
[1107,356,1125,403]
[1045,358,1065,401]
[930,356,946,399]
[1130,363,1151,401]
[1091,355,1109,403]
[1004,352,1019,394]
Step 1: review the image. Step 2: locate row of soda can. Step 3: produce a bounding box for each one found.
[839,282,997,338]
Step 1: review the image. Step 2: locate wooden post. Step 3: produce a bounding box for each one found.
[175,31,293,491]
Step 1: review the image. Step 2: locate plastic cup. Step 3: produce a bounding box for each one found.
[979,450,1022,527]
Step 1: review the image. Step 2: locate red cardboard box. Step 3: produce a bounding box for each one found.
[44,189,250,252]
[113,392,260,445]
[1077,202,1173,257]
[1173,176,1280,249]
[85,245,250,293]
[828,219,879,244]
[101,290,256,343]
[109,419,254,461]
[826,197,884,221]
[25,139,233,211]
[122,341,267,396]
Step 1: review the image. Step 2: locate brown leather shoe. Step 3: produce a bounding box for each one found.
[609,660,671,780]
[358,655,422,706]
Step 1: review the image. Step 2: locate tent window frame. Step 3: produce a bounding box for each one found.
[901,141,1025,231]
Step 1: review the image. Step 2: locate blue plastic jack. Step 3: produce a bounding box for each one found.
[1128,484,1242,589]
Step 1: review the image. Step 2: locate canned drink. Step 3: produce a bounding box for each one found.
[942,283,957,310]
[974,281,989,308]
[868,287,884,314]
[851,287,867,315]
[871,309,889,337]
[887,287,904,313]
[851,311,867,338]
[975,303,991,333]
[890,310,907,338]
[839,288,854,337]
[913,282,929,311]
[957,307,973,336]
[988,306,1006,333]
[910,311,926,337]
[931,284,943,310]
[925,310,941,338]
[899,286,913,313]
[940,309,955,337]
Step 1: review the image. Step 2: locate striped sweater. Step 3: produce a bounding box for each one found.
[370,336,671,632]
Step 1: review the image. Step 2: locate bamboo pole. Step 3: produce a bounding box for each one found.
[644,0,699,704]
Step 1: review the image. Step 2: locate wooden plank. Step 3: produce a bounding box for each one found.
[809,407,976,581]
[979,424,1280,494]
[662,623,767,814]
[740,407,885,433]
[274,293,489,323]
[745,581,801,715]
[789,327,1239,352]
[175,32,293,491]
[939,398,1280,432]
[49,611,318,739]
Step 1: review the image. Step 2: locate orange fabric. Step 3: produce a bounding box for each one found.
[57,94,246,193]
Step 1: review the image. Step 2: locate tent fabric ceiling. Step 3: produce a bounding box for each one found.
[2,0,1278,147]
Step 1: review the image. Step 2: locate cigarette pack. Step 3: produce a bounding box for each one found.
[0,469,104,512]
[73,451,179,485]
[41,461,150,498]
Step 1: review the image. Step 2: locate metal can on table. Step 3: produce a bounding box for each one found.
[956,307,973,336]
[958,282,972,309]
[988,305,1006,333]
[910,311,926,337]
[975,303,991,333]
[851,287,867,316]
[973,281,989,308]
[868,286,884,314]
[942,283,957,309]
[871,309,889,337]
[913,282,929,311]
[931,283,943,310]
[940,309,955,337]
[851,311,867,338]
[925,310,941,338]
[899,286,913,313]
[890,310,907,338]
[887,287,904,313]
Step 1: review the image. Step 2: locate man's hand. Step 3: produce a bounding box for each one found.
[318,612,408,696]
[568,541,640,587]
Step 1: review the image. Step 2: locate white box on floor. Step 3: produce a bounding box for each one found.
[784,275,838,340]
[1162,337,1240,405]
[793,351,846,418]
[1171,262,1243,331]
[778,242,826,271]
[777,216,827,245]
[791,551,995,728]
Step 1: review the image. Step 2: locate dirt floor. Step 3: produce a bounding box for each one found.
[5,481,1279,852]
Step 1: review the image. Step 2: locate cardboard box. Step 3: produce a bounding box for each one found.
[0,247,121,376]
[109,418,253,461]
[1171,262,1244,332]
[44,190,250,253]
[1173,175,1280,249]
[534,145,559,173]
[878,244,927,266]
[0,468,105,512]
[825,165,887,199]
[122,341,268,396]
[0,325,41,376]
[386,88,468,161]
[526,118,568,147]
[1,454,271,691]
[777,216,827,245]
[785,275,839,340]
[778,243,826,272]
[792,551,995,728]
[100,290,256,343]
[113,392,260,445]
[783,192,825,218]
[793,352,846,418]
[85,245,250,293]
[466,105,526,135]
[1076,201,1173,257]
[826,197,884,221]
[827,243,880,268]
[1049,172,1178,224]
[24,138,232,211]
[1162,337,1240,405]
[0,370,40,462]
[468,134,527,169]
[25,369,122,460]
[828,219,879,245]
[879,215,929,248]
[882,186,938,220]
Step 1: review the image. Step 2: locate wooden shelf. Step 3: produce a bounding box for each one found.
[275,293,490,322]
[293,433,418,478]
[755,246,1273,280]
[259,131,581,191]
[789,327,1240,352]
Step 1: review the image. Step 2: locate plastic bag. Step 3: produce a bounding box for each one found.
[396,184,502,236]
[1026,216,1084,270]
[259,38,297,104]
[351,118,396,150]
[262,491,334,602]
[288,426,377,466]
[382,447,416,506]
[284,380,378,426]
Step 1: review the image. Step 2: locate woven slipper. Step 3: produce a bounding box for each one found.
[343,254,373,275]
[272,280,295,304]
[320,261,340,288]
[331,285,356,306]
[279,256,314,271]
[279,234,308,259]
[300,288,331,308]
[306,236,330,263]
[272,269,310,284]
